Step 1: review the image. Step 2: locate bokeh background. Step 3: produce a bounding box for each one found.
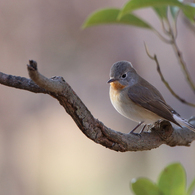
[0,0,195,195]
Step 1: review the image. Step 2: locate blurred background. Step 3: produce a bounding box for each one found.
[0,0,195,194]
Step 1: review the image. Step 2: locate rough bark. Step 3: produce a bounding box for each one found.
[0,60,195,152]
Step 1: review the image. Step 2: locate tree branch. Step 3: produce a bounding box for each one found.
[0,60,195,152]
[144,43,195,107]
[0,71,48,94]
[163,16,195,93]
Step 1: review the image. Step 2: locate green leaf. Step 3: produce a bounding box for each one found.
[119,0,195,22]
[158,163,186,195]
[187,177,195,195]
[182,4,195,21]
[153,6,168,19]
[82,8,152,29]
[131,178,162,195]
[170,0,183,19]
[170,6,180,19]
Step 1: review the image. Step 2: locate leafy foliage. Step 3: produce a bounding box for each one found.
[83,0,195,29]
[82,8,152,29]
[118,0,195,21]
[131,163,195,195]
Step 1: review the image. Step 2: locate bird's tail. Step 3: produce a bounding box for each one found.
[173,114,195,132]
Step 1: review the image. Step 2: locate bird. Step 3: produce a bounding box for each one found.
[108,61,195,134]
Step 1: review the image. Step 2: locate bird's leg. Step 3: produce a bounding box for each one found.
[129,121,144,134]
[138,124,146,134]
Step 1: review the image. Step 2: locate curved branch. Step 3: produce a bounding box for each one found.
[0,60,195,152]
[0,71,48,94]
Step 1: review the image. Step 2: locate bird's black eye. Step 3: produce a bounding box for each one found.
[121,73,127,78]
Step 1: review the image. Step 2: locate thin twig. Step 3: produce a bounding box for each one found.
[172,41,195,92]
[144,43,195,107]
[161,19,171,35]
[171,11,179,39]
[152,28,173,44]
[165,16,195,93]
[153,9,195,94]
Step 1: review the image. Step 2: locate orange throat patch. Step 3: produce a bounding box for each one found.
[110,81,126,90]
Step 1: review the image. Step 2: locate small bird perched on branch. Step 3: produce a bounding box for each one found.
[108,61,195,134]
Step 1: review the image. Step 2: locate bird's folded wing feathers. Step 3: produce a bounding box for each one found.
[127,79,180,126]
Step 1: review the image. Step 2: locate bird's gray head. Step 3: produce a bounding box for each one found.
[108,61,138,87]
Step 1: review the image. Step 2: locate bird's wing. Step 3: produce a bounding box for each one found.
[127,78,180,125]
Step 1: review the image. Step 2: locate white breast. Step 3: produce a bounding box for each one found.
[109,86,162,124]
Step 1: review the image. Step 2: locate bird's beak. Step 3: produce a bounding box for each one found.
[107,78,118,83]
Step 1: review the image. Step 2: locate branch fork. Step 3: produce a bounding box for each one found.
[0,60,195,152]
